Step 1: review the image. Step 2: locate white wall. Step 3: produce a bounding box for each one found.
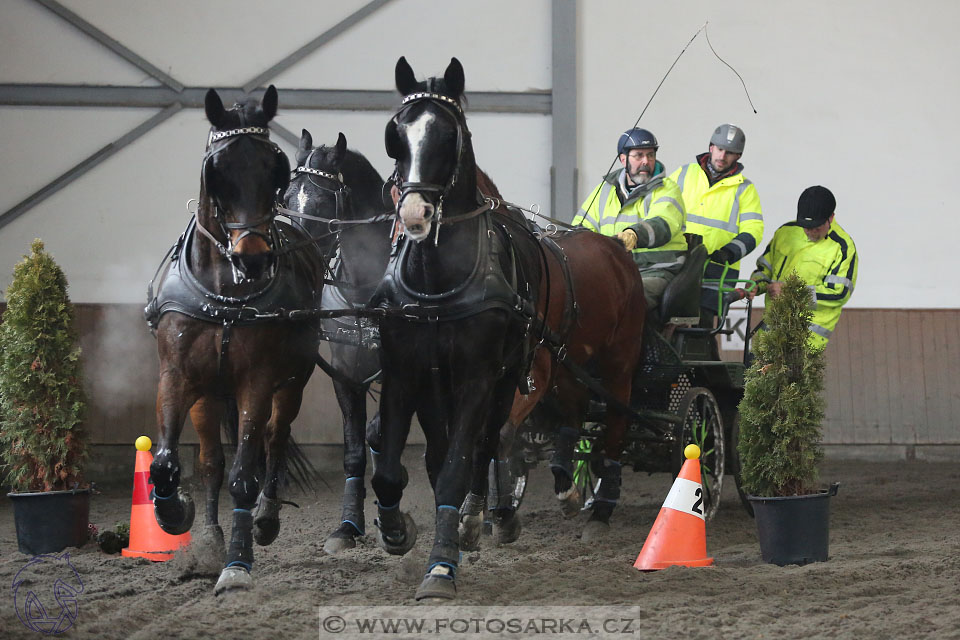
[1,0,958,310]
[0,0,552,303]
[579,1,959,309]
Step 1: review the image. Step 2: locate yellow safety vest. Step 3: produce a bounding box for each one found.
[573,168,686,270]
[669,159,763,269]
[752,220,858,348]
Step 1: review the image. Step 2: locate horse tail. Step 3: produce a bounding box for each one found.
[220,395,325,493]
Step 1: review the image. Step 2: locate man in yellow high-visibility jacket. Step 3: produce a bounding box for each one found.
[751,185,858,349]
[573,127,685,312]
[669,124,763,315]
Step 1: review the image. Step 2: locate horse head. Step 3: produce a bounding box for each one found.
[385,56,474,242]
[282,129,349,258]
[200,85,290,281]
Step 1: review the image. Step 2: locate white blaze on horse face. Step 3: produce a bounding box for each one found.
[296,184,310,213]
[398,111,437,241]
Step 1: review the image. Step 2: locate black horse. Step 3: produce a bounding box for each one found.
[145,86,324,595]
[370,57,543,601]
[281,130,394,554]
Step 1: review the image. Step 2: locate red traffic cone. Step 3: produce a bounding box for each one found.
[121,436,190,561]
[633,444,713,570]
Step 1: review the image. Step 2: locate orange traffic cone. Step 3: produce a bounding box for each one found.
[633,444,713,570]
[121,436,191,561]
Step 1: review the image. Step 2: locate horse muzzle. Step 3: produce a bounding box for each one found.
[398,193,435,241]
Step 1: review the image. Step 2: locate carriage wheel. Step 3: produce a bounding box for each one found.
[672,387,725,520]
[727,412,754,517]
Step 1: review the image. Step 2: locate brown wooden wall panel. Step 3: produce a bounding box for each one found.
[1,304,958,446]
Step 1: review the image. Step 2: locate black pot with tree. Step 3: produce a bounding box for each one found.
[737,272,838,566]
[0,239,90,555]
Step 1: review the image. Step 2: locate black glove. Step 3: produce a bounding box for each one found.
[709,247,735,264]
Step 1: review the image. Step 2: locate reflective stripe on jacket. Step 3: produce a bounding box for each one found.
[752,220,858,347]
[573,166,686,271]
[669,156,763,270]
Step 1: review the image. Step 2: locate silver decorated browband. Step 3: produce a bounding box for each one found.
[401,92,462,113]
[295,166,342,182]
[208,126,271,144]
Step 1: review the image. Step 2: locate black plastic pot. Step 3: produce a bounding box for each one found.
[8,488,91,555]
[747,483,839,566]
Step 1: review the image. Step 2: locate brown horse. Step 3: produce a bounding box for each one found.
[145,86,324,595]
[458,222,648,545]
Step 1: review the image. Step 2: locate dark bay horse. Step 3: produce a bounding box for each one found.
[281,130,394,554]
[370,57,544,601]
[459,228,647,545]
[145,86,324,595]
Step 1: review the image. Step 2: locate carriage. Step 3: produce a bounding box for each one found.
[507,239,758,521]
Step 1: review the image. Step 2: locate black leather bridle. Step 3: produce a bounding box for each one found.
[194,126,285,276]
[390,92,493,231]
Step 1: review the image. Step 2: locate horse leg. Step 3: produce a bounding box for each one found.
[549,423,583,518]
[182,396,226,572]
[214,392,269,595]
[370,372,417,557]
[583,369,632,542]
[458,427,492,552]
[488,418,522,545]
[416,379,511,601]
[324,379,368,554]
[253,385,304,547]
[151,370,198,536]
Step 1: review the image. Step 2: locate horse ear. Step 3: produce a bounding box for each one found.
[296,129,313,165]
[261,85,278,121]
[205,89,227,129]
[395,56,418,95]
[332,132,348,164]
[444,58,465,97]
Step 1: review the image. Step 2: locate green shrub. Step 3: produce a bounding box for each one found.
[0,239,87,492]
[737,272,825,496]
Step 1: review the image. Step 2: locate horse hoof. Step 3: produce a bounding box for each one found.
[253,518,279,546]
[376,512,418,556]
[581,519,610,543]
[557,485,581,519]
[458,513,483,551]
[154,487,195,535]
[493,511,522,545]
[214,566,252,596]
[252,493,281,546]
[415,574,456,601]
[323,535,356,555]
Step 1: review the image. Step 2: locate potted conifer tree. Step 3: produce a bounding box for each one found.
[737,272,839,566]
[0,239,90,555]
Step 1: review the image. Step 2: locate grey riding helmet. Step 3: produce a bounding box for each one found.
[617,128,659,155]
[710,124,745,154]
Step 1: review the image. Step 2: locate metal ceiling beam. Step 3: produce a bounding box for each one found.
[33,0,185,92]
[242,0,395,93]
[0,84,552,114]
[268,121,301,147]
[0,103,183,232]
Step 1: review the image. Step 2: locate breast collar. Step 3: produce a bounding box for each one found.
[145,216,322,328]
[371,214,530,322]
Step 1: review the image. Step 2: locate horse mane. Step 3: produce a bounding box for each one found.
[341,149,391,213]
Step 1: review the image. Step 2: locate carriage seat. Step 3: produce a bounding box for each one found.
[657,241,708,326]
